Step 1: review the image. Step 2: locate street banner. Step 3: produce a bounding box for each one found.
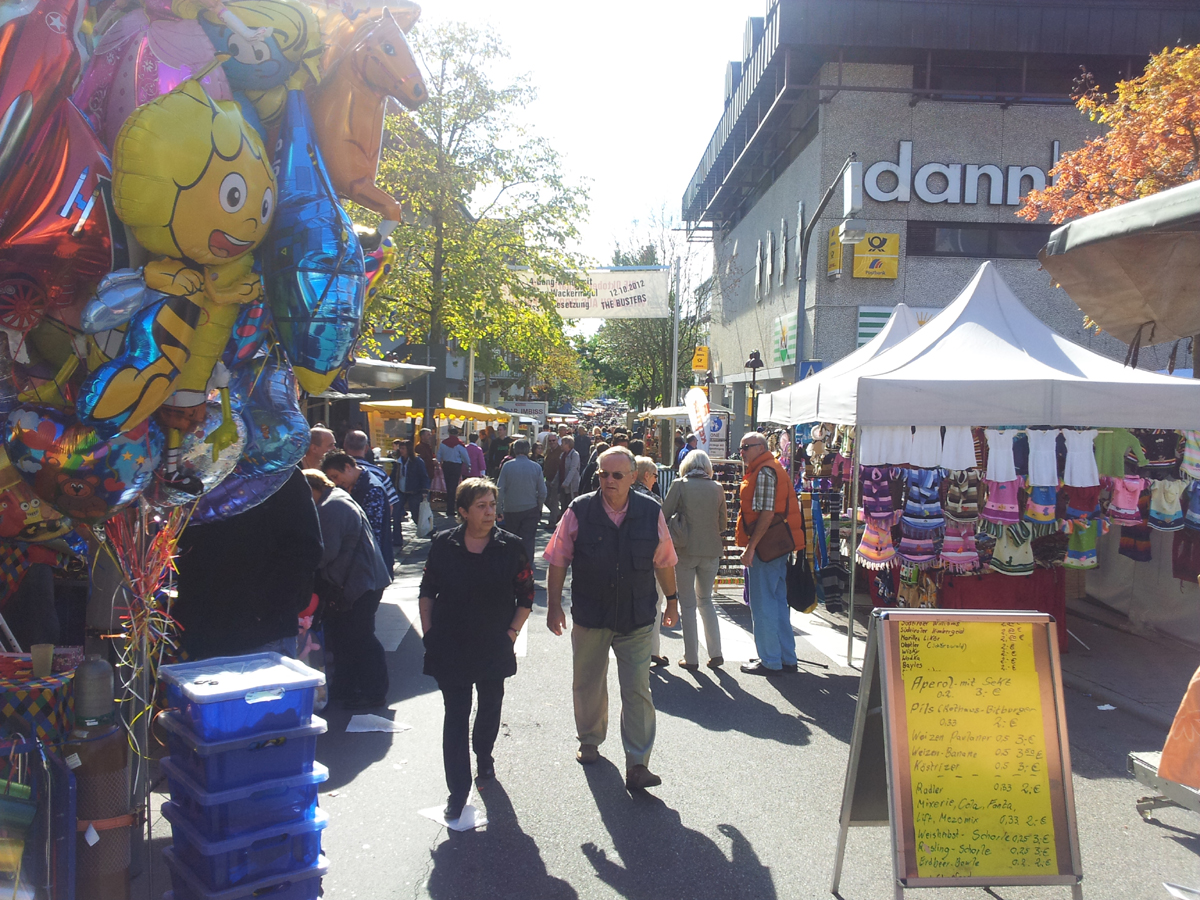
[684,387,711,454]
[522,267,672,319]
[691,346,710,372]
[501,400,548,425]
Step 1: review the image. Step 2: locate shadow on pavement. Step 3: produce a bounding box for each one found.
[581,758,777,900]
[649,664,815,746]
[425,780,577,900]
[317,626,435,790]
[767,669,863,744]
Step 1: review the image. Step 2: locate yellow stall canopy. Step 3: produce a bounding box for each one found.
[360,398,512,422]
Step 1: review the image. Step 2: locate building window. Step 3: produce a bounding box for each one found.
[907,221,1054,260]
[915,62,1077,104]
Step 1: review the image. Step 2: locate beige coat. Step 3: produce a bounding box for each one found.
[662,474,728,559]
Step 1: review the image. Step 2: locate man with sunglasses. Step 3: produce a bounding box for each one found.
[544,447,680,792]
[736,433,806,675]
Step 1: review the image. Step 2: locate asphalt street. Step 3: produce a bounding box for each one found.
[304,517,1200,900]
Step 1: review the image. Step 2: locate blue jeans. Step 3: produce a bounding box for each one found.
[745,553,796,668]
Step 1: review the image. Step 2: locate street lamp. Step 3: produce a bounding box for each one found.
[745,350,764,432]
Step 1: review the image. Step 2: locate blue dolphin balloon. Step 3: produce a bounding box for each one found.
[230,353,309,476]
[263,90,366,396]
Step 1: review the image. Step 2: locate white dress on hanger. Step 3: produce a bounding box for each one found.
[859,426,911,466]
[1026,429,1061,487]
[941,426,976,470]
[909,426,942,468]
[1062,429,1100,487]
[984,428,1017,482]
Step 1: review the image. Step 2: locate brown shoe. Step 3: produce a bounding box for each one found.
[707,656,724,668]
[625,764,662,791]
[576,743,599,764]
[678,659,699,670]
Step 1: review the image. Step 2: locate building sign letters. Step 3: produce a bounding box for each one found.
[865,141,1061,207]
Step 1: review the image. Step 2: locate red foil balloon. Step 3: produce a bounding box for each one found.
[0,0,125,352]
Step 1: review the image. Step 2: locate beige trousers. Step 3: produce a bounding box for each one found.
[571,621,656,769]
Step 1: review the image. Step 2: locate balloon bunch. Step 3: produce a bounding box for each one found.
[0,0,427,547]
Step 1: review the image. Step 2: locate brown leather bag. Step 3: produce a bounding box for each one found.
[755,483,803,562]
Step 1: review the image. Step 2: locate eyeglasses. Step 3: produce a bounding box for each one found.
[598,471,626,480]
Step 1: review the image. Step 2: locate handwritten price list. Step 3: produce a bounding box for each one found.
[898,620,1058,879]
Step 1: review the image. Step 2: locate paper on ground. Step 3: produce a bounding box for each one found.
[1097,704,1117,711]
[346,714,411,733]
[419,803,486,831]
[1164,884,1200,900]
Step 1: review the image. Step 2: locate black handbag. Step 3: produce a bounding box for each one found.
[786,551,818,614]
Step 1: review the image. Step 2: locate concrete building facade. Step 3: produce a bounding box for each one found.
[683,0,1200,432]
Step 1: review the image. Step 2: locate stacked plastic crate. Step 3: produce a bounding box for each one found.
[157,653,328,900]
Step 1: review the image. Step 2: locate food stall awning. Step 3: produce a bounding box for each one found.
[1040,179,1200,345]
[360,398,512,421]
[346,358,436,389]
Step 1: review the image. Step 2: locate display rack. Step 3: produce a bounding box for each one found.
[711,458,744,590]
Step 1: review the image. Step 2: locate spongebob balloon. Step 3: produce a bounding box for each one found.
[77,76,276,493]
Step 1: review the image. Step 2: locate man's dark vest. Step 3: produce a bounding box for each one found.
[568,490,660,633]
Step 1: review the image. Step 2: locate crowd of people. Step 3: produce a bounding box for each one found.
[175,411,800,823]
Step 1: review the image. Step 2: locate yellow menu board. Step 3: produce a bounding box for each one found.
[831,609,1082,896]
[899,619,1057,878]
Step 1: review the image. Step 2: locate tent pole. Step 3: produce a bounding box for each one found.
[846,425,860,666]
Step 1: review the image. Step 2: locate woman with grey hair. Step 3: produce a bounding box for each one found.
[662,449,728,669]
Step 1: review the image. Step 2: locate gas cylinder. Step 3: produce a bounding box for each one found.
[64,655,130,900]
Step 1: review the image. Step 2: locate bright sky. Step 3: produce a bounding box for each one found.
[420,0,765,267]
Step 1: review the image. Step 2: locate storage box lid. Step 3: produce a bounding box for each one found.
[162,850,329,900]
[158,653,324,703]
[158,713,327,755]
[162,801,328,853]
[161,757,328,806]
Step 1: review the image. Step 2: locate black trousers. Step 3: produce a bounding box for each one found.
[327,589,388,701]
[439,678,505,804]
[441,462,463,511]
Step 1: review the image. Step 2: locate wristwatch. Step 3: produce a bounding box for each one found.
[665,593,678,602]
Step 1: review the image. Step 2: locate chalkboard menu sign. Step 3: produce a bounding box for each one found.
[831,610,1083,899]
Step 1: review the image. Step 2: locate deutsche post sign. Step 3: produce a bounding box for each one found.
[853,233,899,279]
[827,227,844,277]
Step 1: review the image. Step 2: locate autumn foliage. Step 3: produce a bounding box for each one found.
[1019,45,1200,224]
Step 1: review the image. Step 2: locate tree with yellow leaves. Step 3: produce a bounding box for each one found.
[1019,45,1200,223]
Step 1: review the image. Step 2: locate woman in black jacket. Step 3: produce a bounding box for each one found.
[419,477,534,821]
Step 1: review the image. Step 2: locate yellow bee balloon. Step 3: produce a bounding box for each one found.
[81,78,276,493]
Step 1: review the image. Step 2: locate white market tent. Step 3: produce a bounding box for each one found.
[794,261,1200,429]
[776,261,1200,660]
[760,303,923,425]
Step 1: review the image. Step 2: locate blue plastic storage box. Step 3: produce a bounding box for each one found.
[158,714,326,793]
[159,654,324,741]
[162,802,326,892]
[162,756,327,840]
[161,852,327,900]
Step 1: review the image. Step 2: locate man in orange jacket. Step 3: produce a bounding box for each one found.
[735,432,806,675]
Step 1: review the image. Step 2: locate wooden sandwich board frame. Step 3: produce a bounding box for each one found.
[831,609,1083,899]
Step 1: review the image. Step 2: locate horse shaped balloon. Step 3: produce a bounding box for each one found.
[306,7,426,237]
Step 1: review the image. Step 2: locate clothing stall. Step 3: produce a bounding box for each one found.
[762,262,1200,661]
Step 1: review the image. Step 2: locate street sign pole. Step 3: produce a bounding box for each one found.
[670,256,681,406]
